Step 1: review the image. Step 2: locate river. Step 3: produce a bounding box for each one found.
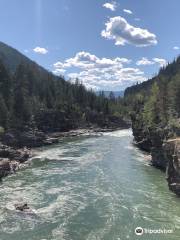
[0,129,180,240]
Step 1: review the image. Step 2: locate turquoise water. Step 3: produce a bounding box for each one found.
[0,129,180,240]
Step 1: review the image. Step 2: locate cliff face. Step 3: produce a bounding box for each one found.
[164,139,180,196]
[131,113,180,196]
[131,113,152,152]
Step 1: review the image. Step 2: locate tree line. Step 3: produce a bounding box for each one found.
[0,60,128,133]
[124,56,180,137]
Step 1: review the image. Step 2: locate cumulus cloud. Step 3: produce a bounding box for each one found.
[136,57,167,67]
[33,47,48,54]
[136,57,154,66]
[103,2,117,11]
[123,9,133,15]
[153,58,167,67]
[173,46,179,50]
[101,16,157,47]
[53,68,66,75]
[54,52,131,70]
[53,51,146,90]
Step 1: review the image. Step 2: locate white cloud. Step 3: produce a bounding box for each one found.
[153,58,167,67]
[136,57,154,66]
[173,46,180,50]
[101,16,157,47]
[33,47,48,54]
[136,57,167,67]
[53,68,66,75]
[53,52,147,91]
[123,9,133,15]
[103,2,117,11]
[54,52,131,70]
[53,61,65,69]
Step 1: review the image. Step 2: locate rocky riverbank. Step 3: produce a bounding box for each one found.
[131,114,180,196]
[0,126,129,180]
[0,144,31,179]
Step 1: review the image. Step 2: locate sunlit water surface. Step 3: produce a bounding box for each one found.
[0,130,180,240]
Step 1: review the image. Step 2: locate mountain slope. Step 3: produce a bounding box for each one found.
[124,56,180,97]
[0,42,53,84]
[0,42,33,73]
[0,41,128,141]
[125,56,180,196]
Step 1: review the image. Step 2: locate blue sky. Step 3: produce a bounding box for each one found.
[0,0,180,91]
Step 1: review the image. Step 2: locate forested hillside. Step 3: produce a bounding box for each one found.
[125,56,180,136]
[124,56,180,195]
[0,42,36,74]
[0,42,128,135]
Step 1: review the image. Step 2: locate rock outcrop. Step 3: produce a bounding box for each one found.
[0,144,31,162]
[164,139,180,196]
[132,122,180,196]
[131,112,180,196]
[0,144,32,179]
[1,131,47,148]
[131,113,152,152]
[149,129,168,170]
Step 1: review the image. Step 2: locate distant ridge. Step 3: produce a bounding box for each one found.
[96,91,124,98]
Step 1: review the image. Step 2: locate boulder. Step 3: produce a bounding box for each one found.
[0,159,11,178]
[15,203,30,211]
[0,144,31,163]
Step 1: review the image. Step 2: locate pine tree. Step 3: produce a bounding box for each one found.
[143,83,161,127]
[12,64,31,127]
[0,95,8,128]
[0,61,12,108]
